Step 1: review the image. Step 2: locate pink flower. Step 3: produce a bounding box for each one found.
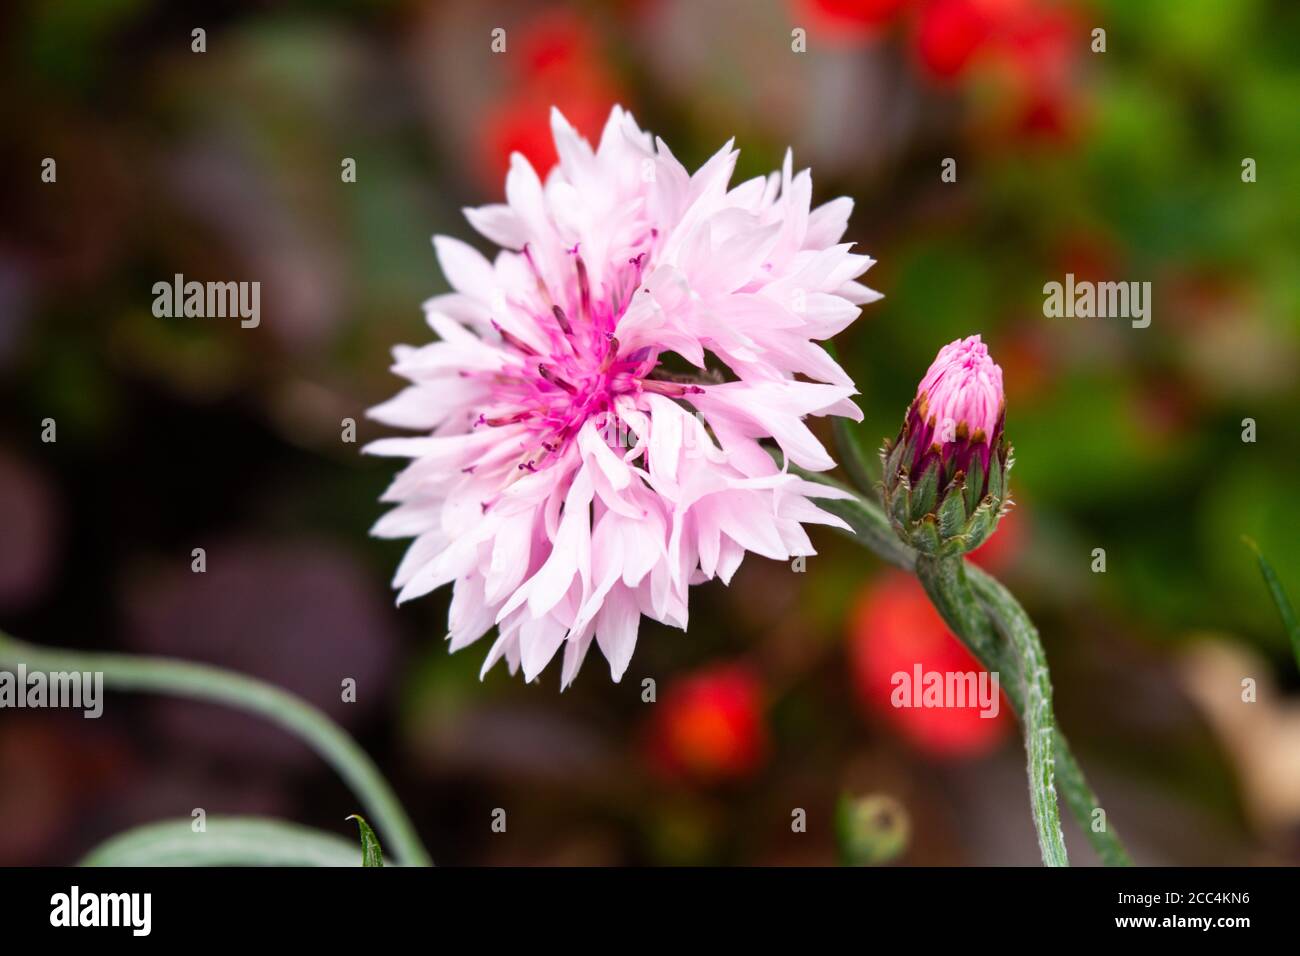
[915,333,1004,449]
[907,333,1005,488]
[366,106,879,687]
[881,333,1010,557]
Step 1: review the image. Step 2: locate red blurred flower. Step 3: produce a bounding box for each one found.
[478,12,622,186]
[912,0,1083,142]
[998,4,1076,90]
[914,0,1003,81]
[794,0,912,44]
[989,4,1083,143]
[997,326,1053,405]
[480,89,617,186]
[849,572,1010,758]
[516,10,600,80]
[646,664,768,783]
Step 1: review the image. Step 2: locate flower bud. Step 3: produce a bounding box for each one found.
[835,793,911,866]
[881,335,1011,556]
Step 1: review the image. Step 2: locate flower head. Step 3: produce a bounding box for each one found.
[881,334,1011,556]
[913,333,1004,474]
[367,106,878,686]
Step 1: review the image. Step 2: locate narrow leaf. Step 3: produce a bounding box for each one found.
[1244,537,1300,671]
[348,814,385,867]
[0,630,432,867]
[81,817,373,867]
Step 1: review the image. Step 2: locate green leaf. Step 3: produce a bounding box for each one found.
[0,630,432,867]
[81,817,374,867]
[1244,537,1300,672]
[348,814,384,867]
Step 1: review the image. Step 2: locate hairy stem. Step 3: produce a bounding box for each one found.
[793,460,1131,865]
[0,631,432,867]
[915,554,1068,867]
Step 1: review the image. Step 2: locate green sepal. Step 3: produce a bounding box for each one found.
[883,437,906,483]
[887,481,910,531]
[911,514,942,553]
[909,458,940,522]
[938,483,968,538]
[963,500,998,551]
[987,443,1006,501]
[965,454,985,514]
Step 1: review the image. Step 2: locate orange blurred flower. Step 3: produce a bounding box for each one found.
[646,664,769,783]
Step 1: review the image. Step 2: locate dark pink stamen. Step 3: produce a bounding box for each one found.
[552,304,574,336]
[642,380,705,398]
[537,364,577,394]
[574,255,591,322]
[491,319,537,357]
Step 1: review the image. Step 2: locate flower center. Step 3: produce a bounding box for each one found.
[473,243,698,472]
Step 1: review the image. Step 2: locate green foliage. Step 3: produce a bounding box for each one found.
[347,814,385,868]
[82,817,371,867]
[1244,538,1300,673]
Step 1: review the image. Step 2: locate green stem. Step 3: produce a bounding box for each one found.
[965,565,1131,866]
[912,553,1003,679]
[832,417,879,497]
[792,460,1132,865]
[0,630,432,867]
[1050,731,1132,866]
[916,554,1068,867]
[803,470,918,571]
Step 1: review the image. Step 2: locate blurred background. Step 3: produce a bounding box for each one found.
[1,0,1298,866]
